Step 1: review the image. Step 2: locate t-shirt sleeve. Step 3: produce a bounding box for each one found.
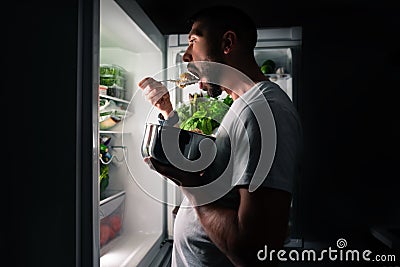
[231,104,295,194]
[230,105,263,187]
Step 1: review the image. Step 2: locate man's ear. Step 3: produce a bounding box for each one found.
[222,31,236,54]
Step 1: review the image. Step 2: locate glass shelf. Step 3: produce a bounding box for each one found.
[100,130,125,134]
[265,73,291,80]
[100,94,130,104]
[99,123,131,134]
[100,189,125,205]
[99,99,132,134]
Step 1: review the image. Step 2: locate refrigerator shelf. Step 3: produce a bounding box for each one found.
[99,121,131,135]
[100,190,125,208]
[100,94,130,104]
[265,73,292,80]
[100,130,128,134]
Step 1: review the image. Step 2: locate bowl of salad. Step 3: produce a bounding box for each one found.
[176,93,233,136]
[141,122,216,166]
[141,93,232,166]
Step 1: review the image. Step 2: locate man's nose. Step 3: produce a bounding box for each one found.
[182,50,192,62]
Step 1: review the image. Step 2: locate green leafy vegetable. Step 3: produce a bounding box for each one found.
[223,95,233,106]
[176,93,233,135]
[100,163,109,194]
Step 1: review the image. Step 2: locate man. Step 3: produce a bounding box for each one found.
[138,5,302,267]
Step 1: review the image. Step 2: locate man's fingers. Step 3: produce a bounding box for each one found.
[148,157,183,186]
[144,156,156,171]
[138,77,153,89]
[149,157,167,173]
[145,89,168,105]
[144,84,167,97]
[144,156,168,174]
[140,77,164,91]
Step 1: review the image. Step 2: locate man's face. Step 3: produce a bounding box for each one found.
[183,21,224,98]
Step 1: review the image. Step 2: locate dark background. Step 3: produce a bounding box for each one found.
[5,0,399,266]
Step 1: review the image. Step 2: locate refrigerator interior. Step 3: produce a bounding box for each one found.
[167,27,301,102]
[254,47,293,100]
[98,0,168,266]
[166,48,293,103]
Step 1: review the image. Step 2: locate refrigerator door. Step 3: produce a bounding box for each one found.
[97,0,169,266]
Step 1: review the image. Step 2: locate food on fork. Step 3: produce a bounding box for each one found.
[158,72,199,88]
[176,72,198,88]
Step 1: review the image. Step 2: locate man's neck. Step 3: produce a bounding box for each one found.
[227,57,268,98]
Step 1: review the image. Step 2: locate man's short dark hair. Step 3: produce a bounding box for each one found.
[187,5,258,52]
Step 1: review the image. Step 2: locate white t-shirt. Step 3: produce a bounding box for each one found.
[172,80,302,267]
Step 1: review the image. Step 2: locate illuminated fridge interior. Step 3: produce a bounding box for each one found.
[97,0,168,266]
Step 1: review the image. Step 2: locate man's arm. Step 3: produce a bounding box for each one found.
[144,157,292,266]
[190,186,291,266]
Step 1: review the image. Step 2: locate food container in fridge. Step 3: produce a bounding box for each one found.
[99,76,126,89]
[106,85,126,99]
[99,190,125,248]
[99,85,108,95]
[100,64,127,78]
[99,64,128,99]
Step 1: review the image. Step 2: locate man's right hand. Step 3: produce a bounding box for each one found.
[138,77,173,119]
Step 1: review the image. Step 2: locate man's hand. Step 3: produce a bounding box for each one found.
[143,156,208,187]
[194,187,292,266]
[138,77,173,118]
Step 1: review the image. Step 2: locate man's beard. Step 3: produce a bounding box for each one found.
[189,47,225,98]
[203,82,222,98]
[203,52,224,98]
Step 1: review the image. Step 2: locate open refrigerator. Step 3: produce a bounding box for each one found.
[94,0,302,266]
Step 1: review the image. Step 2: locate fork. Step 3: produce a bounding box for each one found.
[159,79,199,87]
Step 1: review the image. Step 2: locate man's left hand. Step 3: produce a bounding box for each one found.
[144,156,207,187]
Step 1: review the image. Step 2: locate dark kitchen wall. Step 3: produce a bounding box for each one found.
[5,1,97,266]
[5,1,398,266]
[6,2,77,266]
[294,4,400,247]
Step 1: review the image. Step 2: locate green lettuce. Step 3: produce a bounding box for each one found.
[176,94,233,135]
